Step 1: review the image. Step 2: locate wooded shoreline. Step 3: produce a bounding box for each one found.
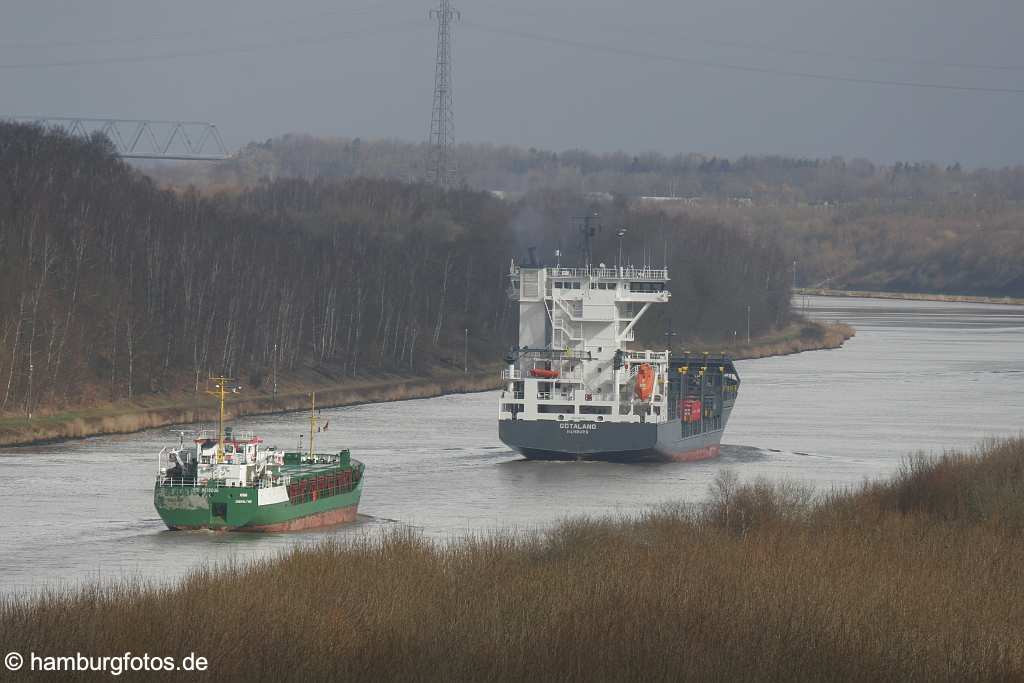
[0,321,852,448]
[0,368,501,448]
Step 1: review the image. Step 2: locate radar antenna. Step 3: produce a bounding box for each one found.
[573,212,601,267]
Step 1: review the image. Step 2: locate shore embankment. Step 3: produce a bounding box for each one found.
[711,319,854,360]
[3,437,1022,680]
[796,287,1024,306]
[0,368,503,448]
[0,321,853,448]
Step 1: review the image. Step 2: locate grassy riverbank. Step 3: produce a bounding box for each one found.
[796,287,1024,306]
[0,322,852,448]
[707,319,854,360]
[3,438,1023,680]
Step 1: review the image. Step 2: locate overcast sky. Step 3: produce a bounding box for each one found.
[3,0,1023,166]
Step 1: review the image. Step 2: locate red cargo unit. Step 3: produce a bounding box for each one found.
[680,399,703,423]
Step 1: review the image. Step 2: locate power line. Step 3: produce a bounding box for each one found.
[463,21,1024,95]
[467,2,1024,75]
[0,3,395,52]
[659,33,1024,75]
[0,21,419,71]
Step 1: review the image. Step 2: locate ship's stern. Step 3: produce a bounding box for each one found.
[499,418,660,461]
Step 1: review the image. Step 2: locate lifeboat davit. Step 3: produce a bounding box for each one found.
[635,363,655,400]
[529,368,560,379]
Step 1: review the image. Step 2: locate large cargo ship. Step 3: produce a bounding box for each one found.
[498,229,740,462]
[154,385,363,531]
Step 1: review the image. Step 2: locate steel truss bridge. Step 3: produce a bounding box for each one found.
[6,116,230,160]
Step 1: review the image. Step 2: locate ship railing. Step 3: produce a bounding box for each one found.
[553,297,584,320]
[246,477,282,489]
[157,446,170,476]
[156,475,289,489]
[156,476,200,487]
[507,412,650,425]
[192,428,257,442]
[157,476,246,488]
[518,265,669,281]
[625,350,671,364]
[508,347,593,361]
[532,390,610,403]
[620,290,671,303]
[551,324,583,345]
[502,367,586,383]
[224,430,256,442]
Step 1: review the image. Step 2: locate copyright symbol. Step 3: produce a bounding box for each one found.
[5,651,23,671]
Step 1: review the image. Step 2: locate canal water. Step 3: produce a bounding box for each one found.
[1,296,1022,595]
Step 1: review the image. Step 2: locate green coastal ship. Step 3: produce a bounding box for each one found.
[154,383,363,532]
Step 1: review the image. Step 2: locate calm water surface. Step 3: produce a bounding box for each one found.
[1,296,1022,595]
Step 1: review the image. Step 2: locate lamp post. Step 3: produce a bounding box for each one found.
[617,228,627,269]
[27,362,33,421]
[464,328,469,374]
[746,304,751,344]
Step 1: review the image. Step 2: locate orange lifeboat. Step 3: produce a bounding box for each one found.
[529,368,560,379]
[634,363,655,400]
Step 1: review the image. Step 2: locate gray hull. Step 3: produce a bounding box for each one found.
[499,406,732,462]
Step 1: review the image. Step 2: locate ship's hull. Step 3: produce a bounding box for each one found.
[154,479,362,532]
[499,406,732,463]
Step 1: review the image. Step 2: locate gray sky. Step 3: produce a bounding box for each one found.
[3,0,1023,166]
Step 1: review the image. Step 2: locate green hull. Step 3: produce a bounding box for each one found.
[154,478,363,532]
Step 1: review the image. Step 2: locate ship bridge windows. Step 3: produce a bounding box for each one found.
[590,282,616,290]
[554,281,582,289]
[629,282,665,293]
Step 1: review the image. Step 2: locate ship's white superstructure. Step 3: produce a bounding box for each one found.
[498,262,672,425]
[497,241,740,462]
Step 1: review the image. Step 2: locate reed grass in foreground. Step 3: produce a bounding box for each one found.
[4,439,1024,681]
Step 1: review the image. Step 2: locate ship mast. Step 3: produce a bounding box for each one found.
[574,212,601,268]
[205,376,234,462]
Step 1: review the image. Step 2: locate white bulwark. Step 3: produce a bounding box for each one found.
[499,262,673,425]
